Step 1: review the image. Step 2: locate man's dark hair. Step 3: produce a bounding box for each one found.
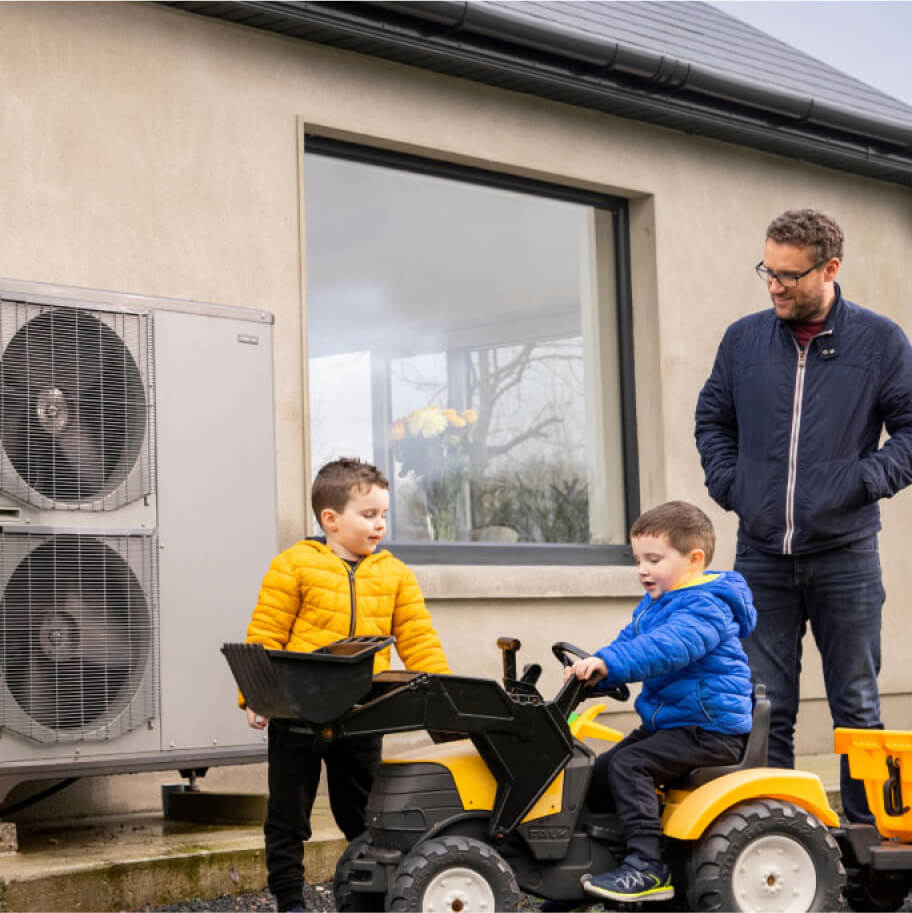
[766,209,844,262]
[630,500,715,566]
[312,457,389,526]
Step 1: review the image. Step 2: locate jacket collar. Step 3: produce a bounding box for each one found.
[304,536,384,567]
[820,282,845,334]
[775,282,845,339]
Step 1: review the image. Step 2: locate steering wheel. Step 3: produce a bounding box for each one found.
[551,642,630,702]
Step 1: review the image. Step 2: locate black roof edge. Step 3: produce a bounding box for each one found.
[162,0,912,187]
[377,0,912,148]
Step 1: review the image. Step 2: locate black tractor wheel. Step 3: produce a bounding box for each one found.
[686,798,845,912]
[386,834,521,912]
[334,832,386,912]
[845,867,911,912]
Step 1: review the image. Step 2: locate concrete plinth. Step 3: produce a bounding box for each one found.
[162,788,267,825]
[0,822,17,855]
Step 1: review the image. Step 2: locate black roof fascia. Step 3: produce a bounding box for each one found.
[164,0,912,187]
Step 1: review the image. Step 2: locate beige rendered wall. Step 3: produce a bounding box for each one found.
[1,2,911,819]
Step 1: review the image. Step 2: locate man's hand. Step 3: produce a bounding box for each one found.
[245,706,268,729]
[563,656,609,684]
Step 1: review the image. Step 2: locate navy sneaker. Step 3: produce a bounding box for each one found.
[583,855,674,903]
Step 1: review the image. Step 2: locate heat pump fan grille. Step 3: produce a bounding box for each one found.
[0,532,158,743]
[0,297,153,510]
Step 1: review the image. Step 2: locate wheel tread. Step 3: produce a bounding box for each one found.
[387,835,520,912]
[685,798,845,912]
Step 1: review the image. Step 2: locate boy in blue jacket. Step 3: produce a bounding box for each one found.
[565,500,756,903]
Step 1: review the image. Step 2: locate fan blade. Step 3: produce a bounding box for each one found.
[43,345,100,398]
[22,654,60,727]
[3,311,108,407]
[22,422,58,498]
[0,394,31,468]
[10,325,56,391]
[62,589,132,669]
[55,420,104,491]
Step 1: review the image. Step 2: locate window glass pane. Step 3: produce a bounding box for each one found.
[304,152,626,546]
[468,337,589,544]
[309,351,374,469]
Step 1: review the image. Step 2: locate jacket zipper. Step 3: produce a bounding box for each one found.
[637,601,662,728]
[651,701,663,729]
[634,602,653,634]
[782,329,832,554]
[346,559,363,637]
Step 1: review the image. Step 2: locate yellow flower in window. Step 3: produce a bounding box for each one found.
[390,404,477,541]
[407,407,448,438]
[444,408,466,428]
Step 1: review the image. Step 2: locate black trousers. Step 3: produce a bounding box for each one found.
[264,720,383,911]
[587,725,745,864]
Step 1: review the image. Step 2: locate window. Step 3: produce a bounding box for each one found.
[304,139,637,563]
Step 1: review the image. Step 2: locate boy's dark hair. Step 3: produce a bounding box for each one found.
[312,458,389,526]
[766,209,844,262]
[630,500,715,566]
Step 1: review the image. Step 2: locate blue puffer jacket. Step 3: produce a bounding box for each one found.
[696,286,912,555]
[593,571,756,735]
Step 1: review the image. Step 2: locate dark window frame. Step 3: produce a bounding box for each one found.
[304,135,638,565]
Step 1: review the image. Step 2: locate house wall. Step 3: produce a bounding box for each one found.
[2,1,911,819]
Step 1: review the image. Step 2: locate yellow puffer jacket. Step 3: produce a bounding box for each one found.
[241,540,450,706]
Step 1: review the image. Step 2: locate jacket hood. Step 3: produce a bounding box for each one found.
[700,570,756,638]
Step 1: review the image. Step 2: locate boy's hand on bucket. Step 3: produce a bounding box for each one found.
[563,656,609,685]
[246,707,268,729]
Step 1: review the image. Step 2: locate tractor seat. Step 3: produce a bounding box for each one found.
[667,684,770,790]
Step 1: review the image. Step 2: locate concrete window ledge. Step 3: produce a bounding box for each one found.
[414,564,642,600]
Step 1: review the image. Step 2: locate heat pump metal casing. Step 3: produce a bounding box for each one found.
[0,279,277,774]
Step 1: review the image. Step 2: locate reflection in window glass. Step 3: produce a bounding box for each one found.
[309,351,373,470]
[304,152,625,546]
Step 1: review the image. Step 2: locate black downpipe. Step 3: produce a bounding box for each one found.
[0,777,79,817]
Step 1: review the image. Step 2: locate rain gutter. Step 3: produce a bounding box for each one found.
[377,1,912,148]
[165,0,912,186]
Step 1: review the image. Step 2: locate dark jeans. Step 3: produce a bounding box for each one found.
[264,720,382,911]
[587,725,745,864]
[736,536,884,824]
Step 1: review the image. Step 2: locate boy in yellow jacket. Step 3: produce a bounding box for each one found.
[243,457,451,913]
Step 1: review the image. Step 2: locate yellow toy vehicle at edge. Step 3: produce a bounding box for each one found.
[834,727,912,911]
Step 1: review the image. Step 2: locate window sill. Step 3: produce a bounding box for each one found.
[386,541,634,567]
[413,564,642,600]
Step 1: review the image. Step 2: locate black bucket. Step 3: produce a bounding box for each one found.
[222,636,394,724]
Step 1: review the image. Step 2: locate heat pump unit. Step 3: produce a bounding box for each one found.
[0,279,277,798]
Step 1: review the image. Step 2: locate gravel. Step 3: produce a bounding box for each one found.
[141,883,331,912]
[142,883,554,912]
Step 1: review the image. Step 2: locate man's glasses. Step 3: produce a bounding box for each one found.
[755,260,825,288]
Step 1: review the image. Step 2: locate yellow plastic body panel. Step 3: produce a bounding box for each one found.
[384,739,564,821]
[835,727,912,841]
[662,767,840,839]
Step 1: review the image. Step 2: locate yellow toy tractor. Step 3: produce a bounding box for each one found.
[225,635,858,912]
[833,727,912,911]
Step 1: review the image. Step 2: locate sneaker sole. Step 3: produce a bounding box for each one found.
[583,881,675,903]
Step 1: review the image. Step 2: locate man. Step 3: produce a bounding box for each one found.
[695,209,912,822]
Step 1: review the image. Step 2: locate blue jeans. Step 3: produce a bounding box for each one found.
[735,536,884,824]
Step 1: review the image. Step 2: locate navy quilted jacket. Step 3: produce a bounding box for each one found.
[593,571,756,735]
[696,286,912,555]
